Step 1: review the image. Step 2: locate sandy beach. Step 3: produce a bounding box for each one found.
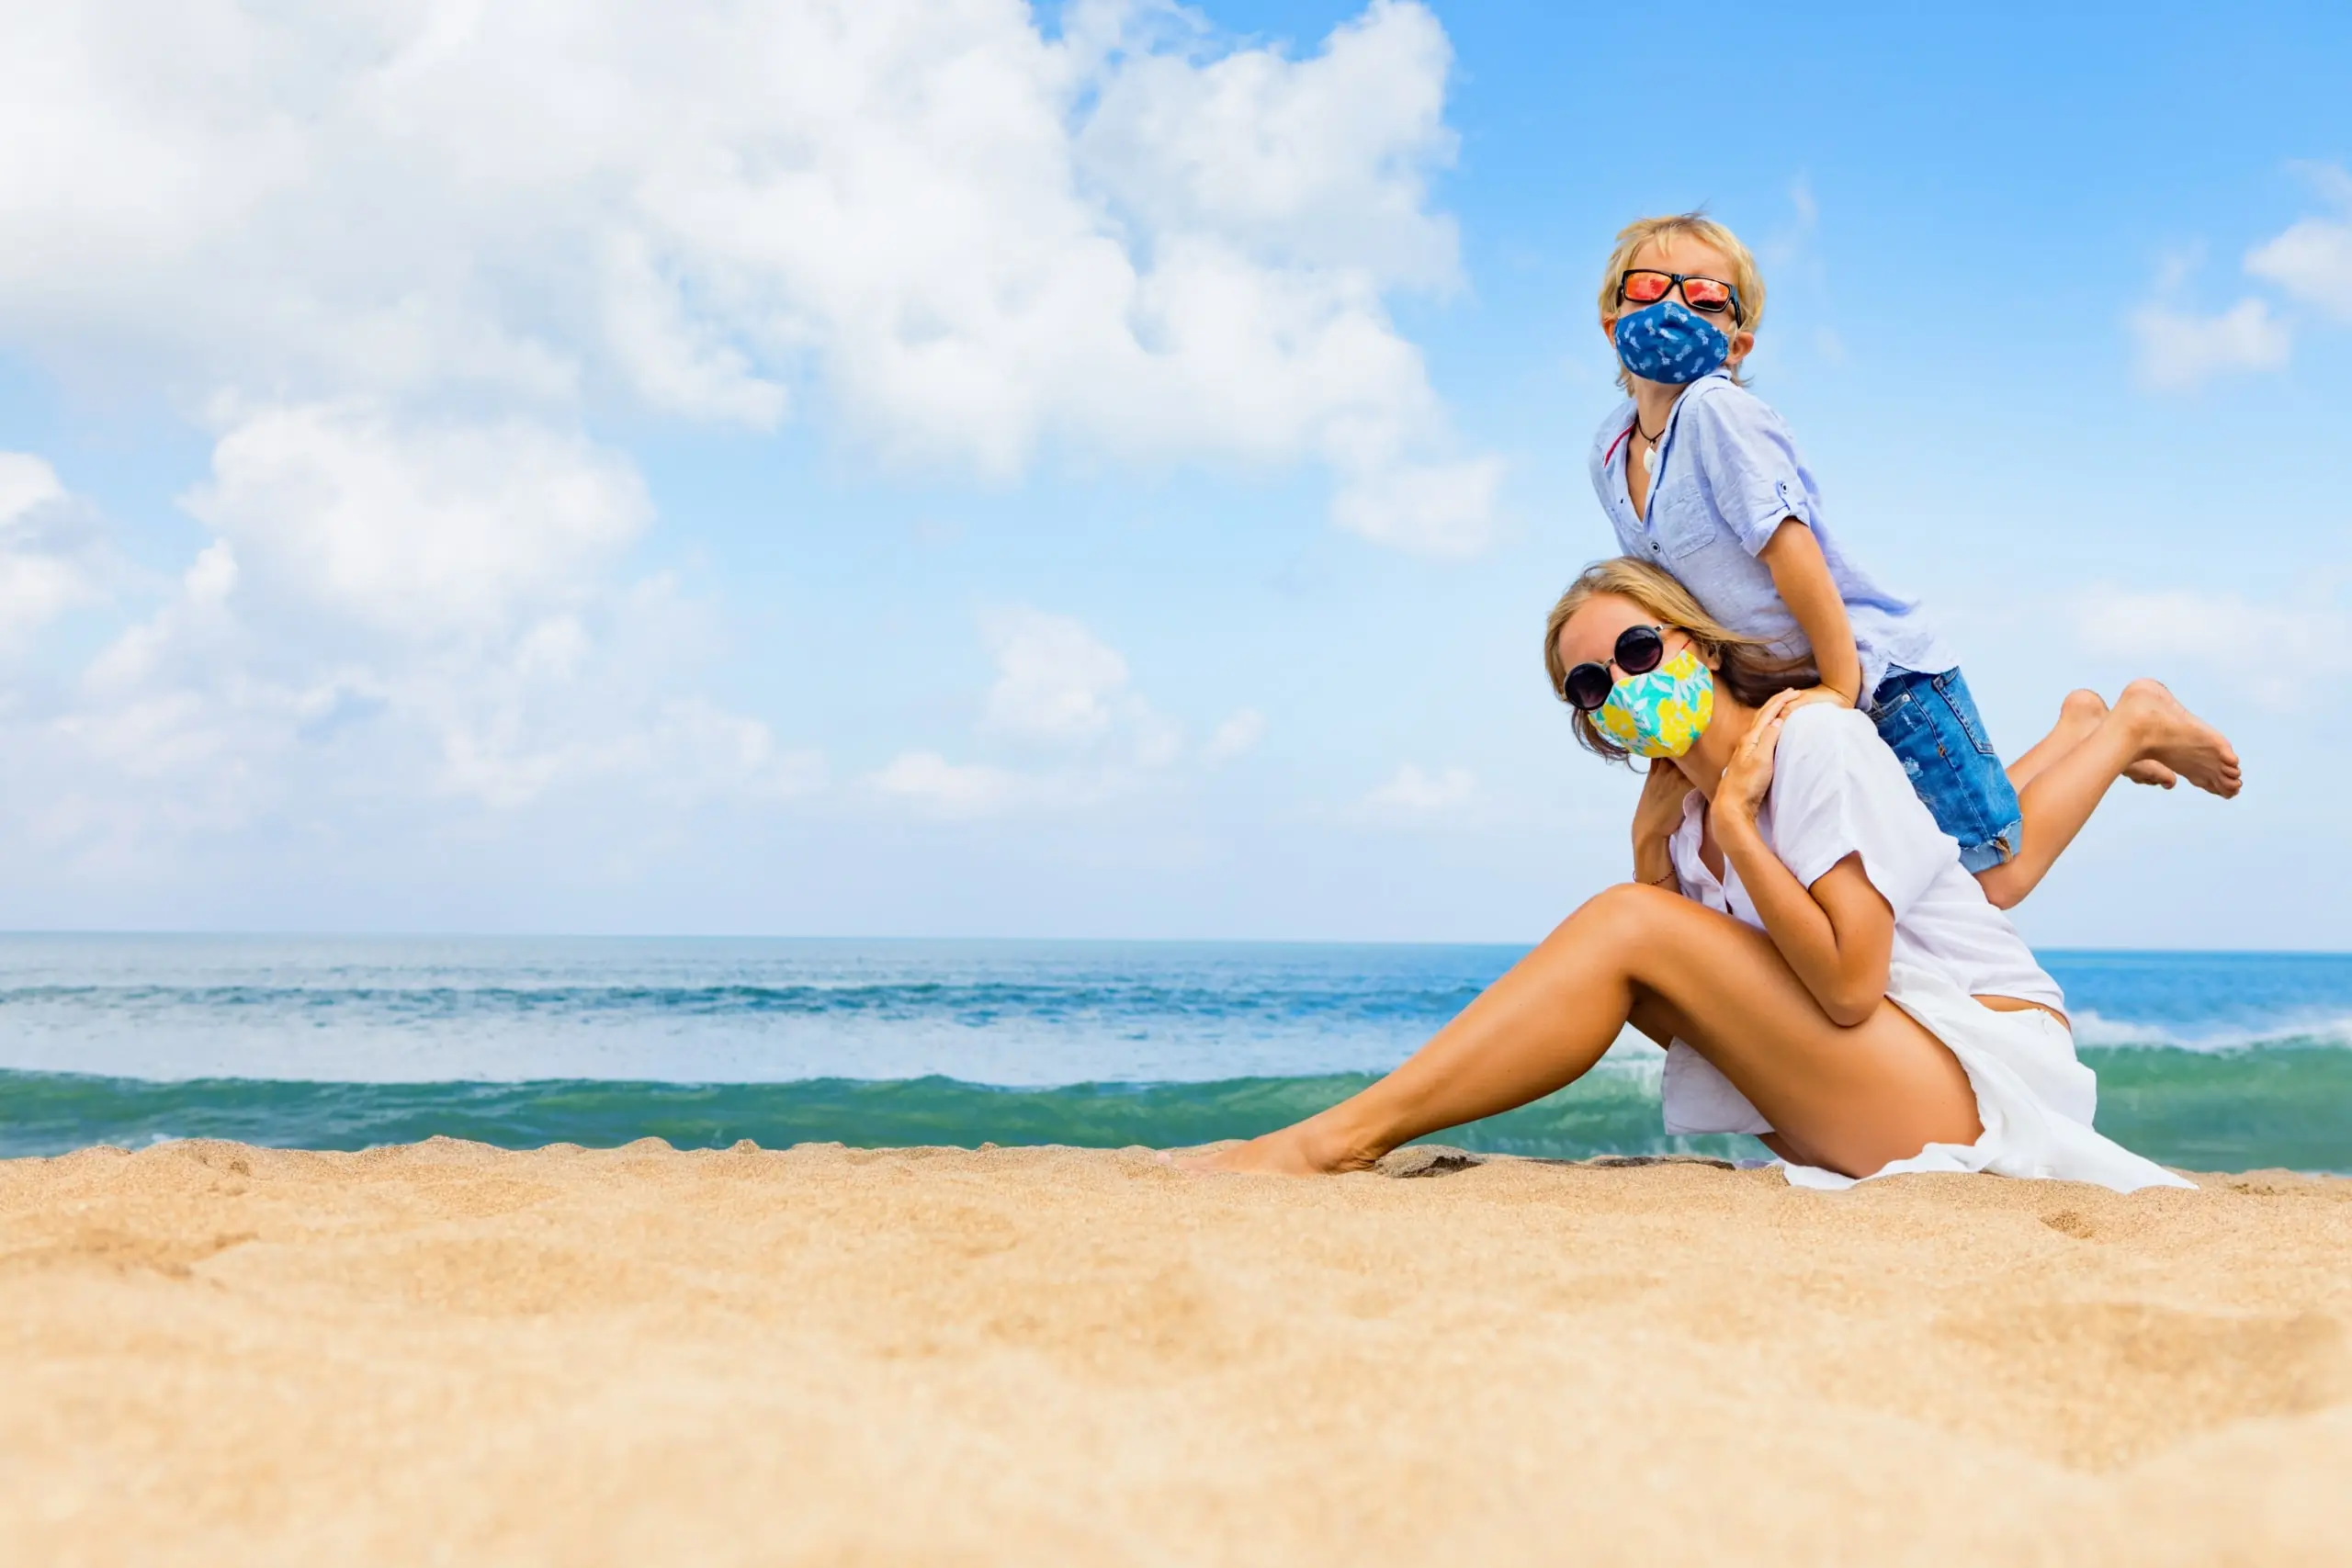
[4,1139,2346,1565]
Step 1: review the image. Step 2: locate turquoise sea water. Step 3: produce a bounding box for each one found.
[1,937,2346,1171]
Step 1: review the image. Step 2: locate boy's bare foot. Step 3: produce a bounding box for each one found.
[2118,680,2241,798]
[2046,690,2172,789]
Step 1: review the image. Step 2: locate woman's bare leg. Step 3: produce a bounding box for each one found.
[1188,884,1979,1179]
[1975,681,2240,909]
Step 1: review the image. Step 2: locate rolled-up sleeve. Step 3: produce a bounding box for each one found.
[1678,389,1815,558]
[1769,710,1947,920]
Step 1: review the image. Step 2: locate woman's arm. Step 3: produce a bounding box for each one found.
[1713,693,1894,1026]
[1629,760,1693,890]
[1758,523,1862,705]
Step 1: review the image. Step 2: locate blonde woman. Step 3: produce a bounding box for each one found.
[1190,558,2188,1192]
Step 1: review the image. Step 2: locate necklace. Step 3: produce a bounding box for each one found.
[1634,415,1666,479]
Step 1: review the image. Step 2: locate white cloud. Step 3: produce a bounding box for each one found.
[0,0,1501,901]
[0,547,99,646]
[1075,0,1460,290]
[2132,166,2352,391]
[0,454,65,522]
[2077,584,2346,709]
[437,694,826,813]
[2247,212,2352,324]
[1331,454,1504,556]
[183,402,650,638]
[871,750,1026,818]
[979,604,1191,772]
[0,453,105,645]
[1204,707,1266,761]
[2078,586,2283,661]
[596,233,792,429]
[6,446,816,865]
[0,0,1492,543]
[1127,707,1184,770]
[980,605,1132,743]
[872,602,1203,818]
[82,539,242,700]
[2129,298,2290,391]
[1363,761,1475,813]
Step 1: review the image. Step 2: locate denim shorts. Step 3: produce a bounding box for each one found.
[1865,667,2020,874]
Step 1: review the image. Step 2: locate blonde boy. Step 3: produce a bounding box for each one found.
[1585,212,2238,908]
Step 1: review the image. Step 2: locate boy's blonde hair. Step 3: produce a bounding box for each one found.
[1598,212,1766,390]
[1544,557,1812,764]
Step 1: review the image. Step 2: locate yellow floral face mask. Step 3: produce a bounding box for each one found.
[1595,647,1715,759]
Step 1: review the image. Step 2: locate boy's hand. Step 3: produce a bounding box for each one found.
[1719,688,1839,824]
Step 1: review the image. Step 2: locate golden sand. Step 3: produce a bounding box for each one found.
[4,1138,2346,1564]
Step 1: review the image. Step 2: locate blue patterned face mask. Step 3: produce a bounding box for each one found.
[1596,648,1715,759]
[1611,299,1731,386]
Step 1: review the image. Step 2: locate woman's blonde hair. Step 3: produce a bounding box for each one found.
[1544,557,1812,764]
[1598,212,1766,390]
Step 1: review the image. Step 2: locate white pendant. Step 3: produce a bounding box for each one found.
[1641,442,1658,479]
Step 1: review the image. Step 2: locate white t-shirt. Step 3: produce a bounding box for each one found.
[1650,706,2192,1192]
[1666,705,2064,1011]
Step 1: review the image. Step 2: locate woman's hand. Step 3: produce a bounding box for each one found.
[1718,688,1840,825]
[1628,759,1695,889]
[1630,759,1695,848]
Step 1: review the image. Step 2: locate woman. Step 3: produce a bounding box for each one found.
[1193,558,2188,1192]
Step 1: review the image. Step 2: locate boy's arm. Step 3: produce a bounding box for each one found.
[1758,521,1862,705]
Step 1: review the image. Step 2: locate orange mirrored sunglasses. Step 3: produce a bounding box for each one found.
[1618,269,1745,321]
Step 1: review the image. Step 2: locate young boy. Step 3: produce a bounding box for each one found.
[1587,213,2239,908]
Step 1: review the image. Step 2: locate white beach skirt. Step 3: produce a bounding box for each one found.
[1658,961,2194,1194]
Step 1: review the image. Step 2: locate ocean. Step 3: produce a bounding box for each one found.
[1,936,2346,1172]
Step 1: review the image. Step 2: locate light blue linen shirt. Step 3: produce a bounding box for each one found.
[1587,371,1951,699]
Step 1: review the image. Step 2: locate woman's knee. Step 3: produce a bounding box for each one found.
[1549,880,1683,952]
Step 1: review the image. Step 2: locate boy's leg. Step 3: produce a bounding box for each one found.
[1187,884,1979,1179]
[2006,689,2177,794]
[1975,680,2241,908]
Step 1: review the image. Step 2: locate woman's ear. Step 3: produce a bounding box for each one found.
[1724,327,1757,367]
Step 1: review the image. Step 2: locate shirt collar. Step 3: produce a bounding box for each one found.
[1608,370,1734,475]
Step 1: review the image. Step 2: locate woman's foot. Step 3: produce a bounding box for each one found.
[2118,680,2242,798]
[2124,759,2179,789]
[1173,1116,1378,1176]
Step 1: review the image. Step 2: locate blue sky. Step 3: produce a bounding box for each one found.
[1,0,2346,946]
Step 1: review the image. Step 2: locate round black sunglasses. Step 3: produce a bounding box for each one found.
[1560,624,1668,711]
